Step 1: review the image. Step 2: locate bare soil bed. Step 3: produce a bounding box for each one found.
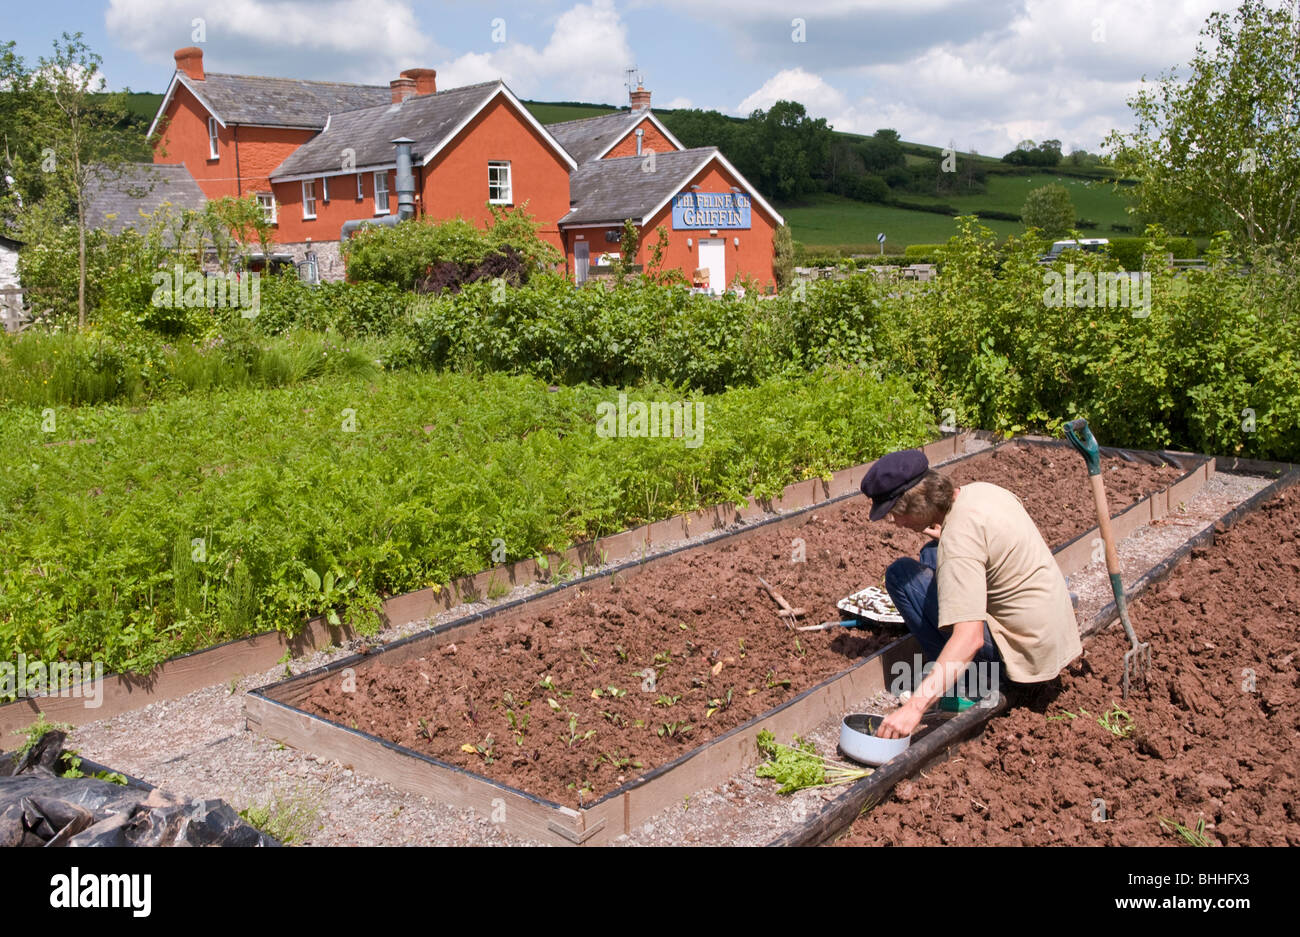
[297,443,1185,807]
[835,482,1300,847]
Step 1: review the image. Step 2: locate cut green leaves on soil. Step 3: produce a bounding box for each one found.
[754,729,871,795]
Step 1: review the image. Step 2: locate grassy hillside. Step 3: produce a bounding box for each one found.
[776,184,1129,254]
[524,101,623,123]
[892,172,1131,227]
[776,193,1024,253]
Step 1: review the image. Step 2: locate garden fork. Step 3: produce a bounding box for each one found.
[1064,418,1151,698]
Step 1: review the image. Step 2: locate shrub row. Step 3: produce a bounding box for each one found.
[1105,236,1199,270]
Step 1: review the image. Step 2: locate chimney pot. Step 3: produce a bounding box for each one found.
[390,77,417,103]
[400,68,438,96]
[629,82,651,111]
[174,46,204,81]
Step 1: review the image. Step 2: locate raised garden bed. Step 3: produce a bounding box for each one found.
[784,460,1299,847]
[246,438,1210,845]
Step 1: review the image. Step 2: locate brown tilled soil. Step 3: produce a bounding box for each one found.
[947,443,1182,548]
[835,483,1300,847]
[298,443,1187,806]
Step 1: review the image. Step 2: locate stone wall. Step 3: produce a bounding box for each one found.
[0,243,19,289]
[278,240,346,282]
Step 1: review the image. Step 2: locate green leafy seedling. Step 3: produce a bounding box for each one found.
[302,567,356,627]
[1158,816,1214,847]
[1097,704,1135,738]
[562,713,596,748]
[657,720,694,740]
[765,670,791,689]
[706,688,733,718]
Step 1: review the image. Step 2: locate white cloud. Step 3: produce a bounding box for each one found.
[105,0,436,83]
[735,67,875,133]
[437,0,635,103]
[662,96,693,110]
[723,0,1245,153]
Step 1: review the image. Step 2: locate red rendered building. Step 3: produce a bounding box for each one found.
[148,48,783,291]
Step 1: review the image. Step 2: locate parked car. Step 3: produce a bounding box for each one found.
[1039,238,1109,264]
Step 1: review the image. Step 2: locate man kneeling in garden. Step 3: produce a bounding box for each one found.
[862,449,1081,739]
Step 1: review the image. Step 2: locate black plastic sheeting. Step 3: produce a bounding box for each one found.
[0,731,279,847]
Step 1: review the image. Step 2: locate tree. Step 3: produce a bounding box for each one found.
[1021,184,1076,237]
[1104,0,1300,250]
[747,100,831,201]
[23,33,141,327]
[205,195,275,270]
[857,129,905,173]
[772,223,794,290]
[660,108,755,180]
[0,41,36,220]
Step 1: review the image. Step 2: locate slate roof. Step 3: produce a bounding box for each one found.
[269,81,506,179]
[559,148,719,226]
[181,72,391,129]
[84,163,207,234]
[545,110,645,164]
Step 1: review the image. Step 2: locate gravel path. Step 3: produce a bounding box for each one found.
[68,447,1273,847]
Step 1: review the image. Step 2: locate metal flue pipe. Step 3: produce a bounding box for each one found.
[392,136,416,221]
[340,136,418,240]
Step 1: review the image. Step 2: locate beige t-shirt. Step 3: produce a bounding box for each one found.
[936,482,1081,683]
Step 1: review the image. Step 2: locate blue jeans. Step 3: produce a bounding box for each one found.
[884,540,1004,696]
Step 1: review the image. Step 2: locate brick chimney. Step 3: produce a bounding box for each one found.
[401,68,437,96]
[629,82,651,110]
[174,47,204,81]
[390,77,416,103]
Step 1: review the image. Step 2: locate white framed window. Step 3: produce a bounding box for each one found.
[257,192,277,224]
[373,170,389,215]
[302,180,317,219]
[488,161,511,204]
[356,173,364,199]
[208,117,219,159]
[321,176,329,203]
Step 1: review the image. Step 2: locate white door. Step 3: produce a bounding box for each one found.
[575,241,589,284]
[698,239,725,294]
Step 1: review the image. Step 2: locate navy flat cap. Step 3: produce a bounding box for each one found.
[861,449,929,521]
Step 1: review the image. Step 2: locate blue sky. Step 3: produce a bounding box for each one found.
[6,0,1246,155]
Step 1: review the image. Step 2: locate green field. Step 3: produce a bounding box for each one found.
[774,193,1022,252]
[525,101,623,123]
[777,173,1132,253]
[899,172,1131,224]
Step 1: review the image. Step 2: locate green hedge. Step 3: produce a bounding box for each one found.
[342,205,563,288]
[1105,236,1198,270]
[904,244,945,260]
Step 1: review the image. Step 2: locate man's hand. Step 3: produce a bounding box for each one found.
[876,699,924,739]
[876,620,986,740]
[923,524,941,539]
